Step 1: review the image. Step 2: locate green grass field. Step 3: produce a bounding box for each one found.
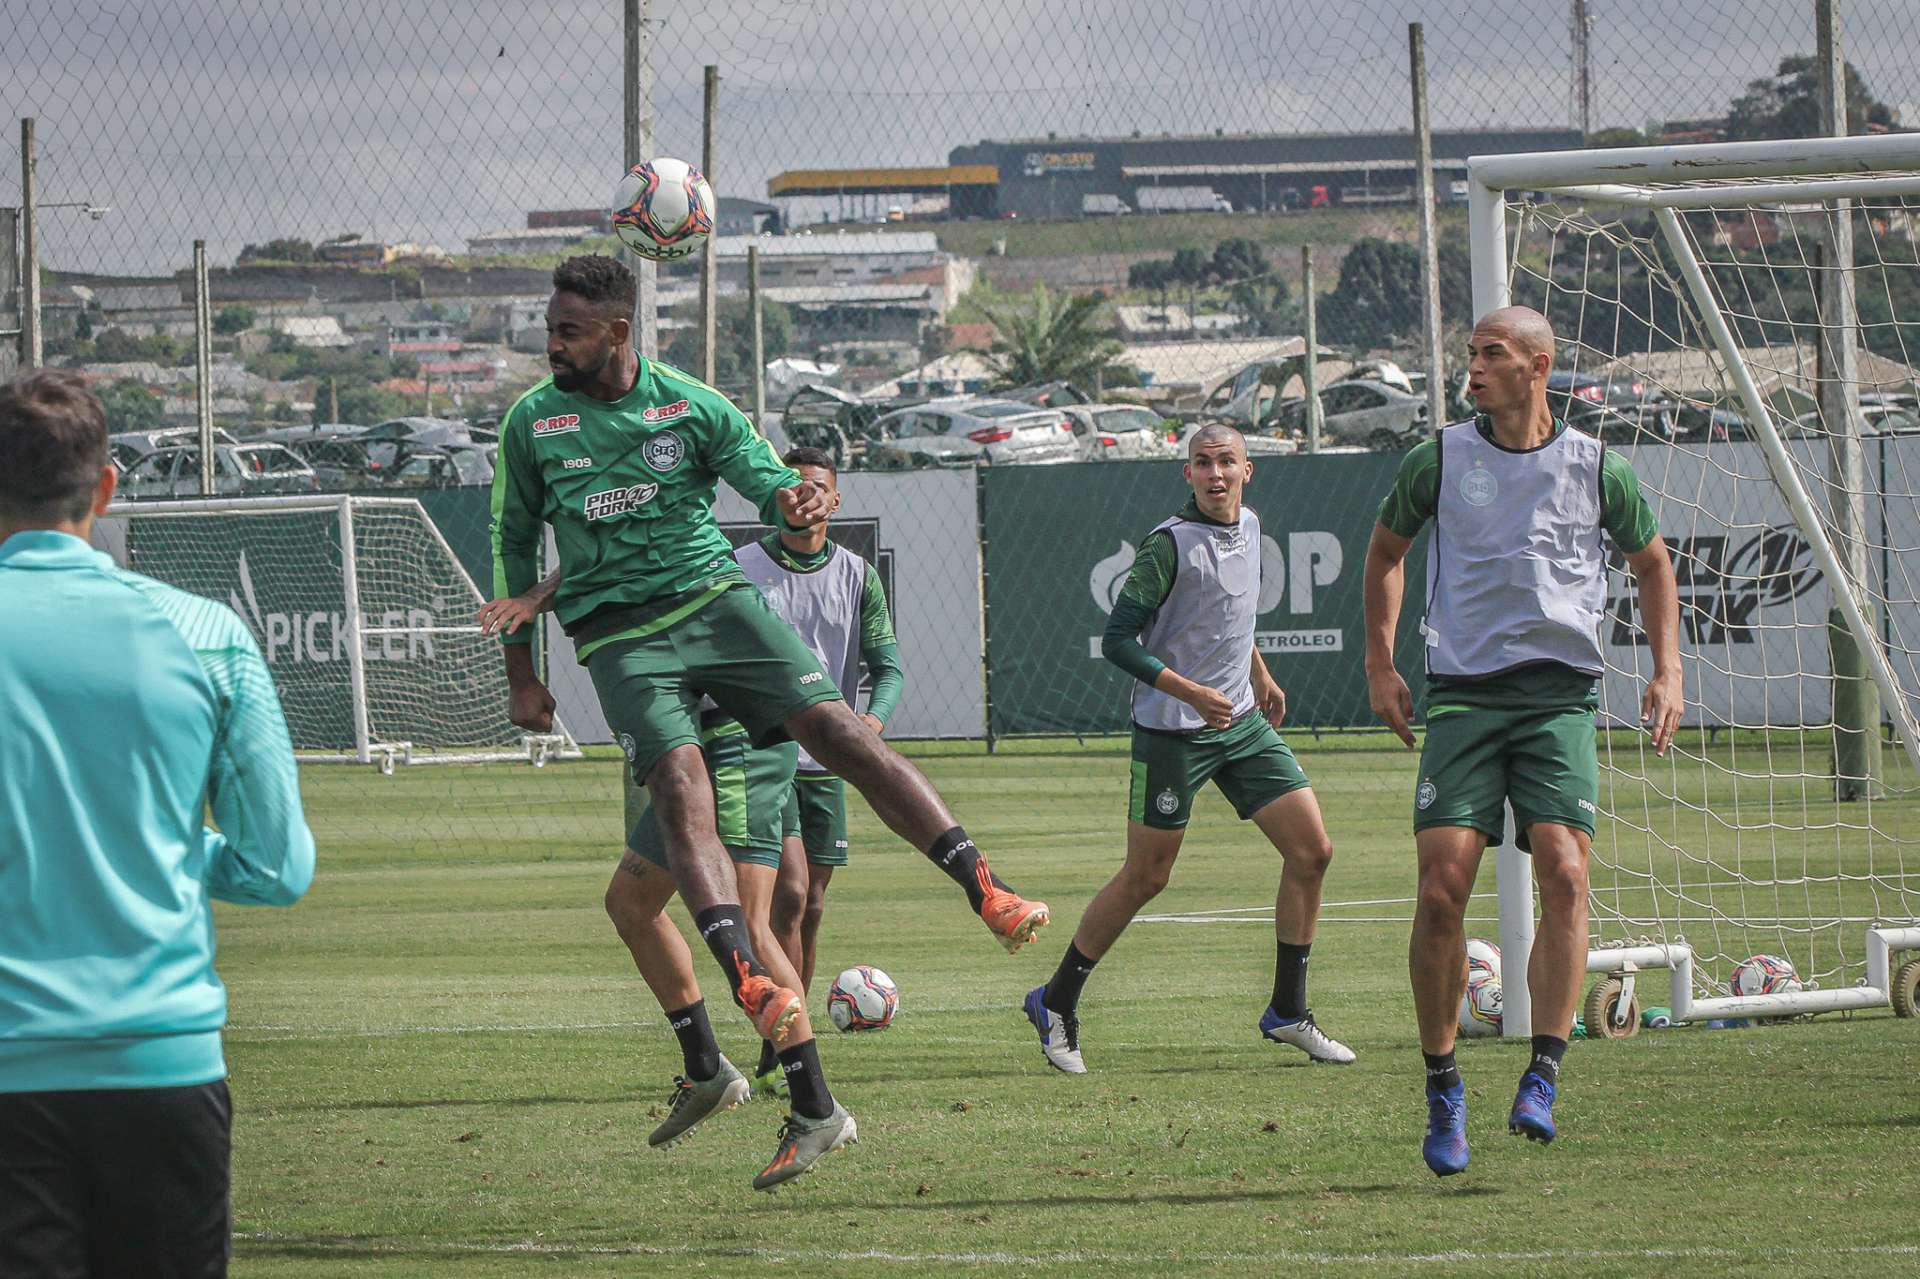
[223,735,1919,1276]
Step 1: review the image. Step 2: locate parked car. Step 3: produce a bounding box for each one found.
[1789,404,1920,438]
[119,443,318,500]
[1176,422,1298,456]
[289,435,387,488]
[778,384,922,470]
[107,426,240,474]
[360,416,473,466]
[1546,370,1645,421]
[1061,404,1178,461]
[867,399,1079,469]
[1271,380,1429,449]
[998,381,1091,410]
[387,440,496,488]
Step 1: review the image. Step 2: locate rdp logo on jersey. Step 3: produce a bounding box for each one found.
[643,399,690,424]
[532,413,582,436]
[583,482,660,521]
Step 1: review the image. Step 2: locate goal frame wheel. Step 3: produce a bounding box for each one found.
[1583,976,1641,1039]
[1892,958,1920,1019]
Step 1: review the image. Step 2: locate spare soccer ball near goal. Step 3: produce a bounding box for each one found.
[612,157,716,262]
[1457,938,1503,1038]
[827,965,899,1032]
[1728,954,1803,999]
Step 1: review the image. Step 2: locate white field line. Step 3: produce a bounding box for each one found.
[231,1232,1920,1269]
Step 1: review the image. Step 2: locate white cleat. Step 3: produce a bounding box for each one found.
[1024,986,1087,1074]
[1258,1008,1356,1064]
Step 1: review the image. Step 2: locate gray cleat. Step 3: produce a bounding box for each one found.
[647,1056,751,1147]
[751,1102,859,1190]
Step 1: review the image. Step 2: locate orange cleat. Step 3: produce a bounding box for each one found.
[737,974,803,1044]
[981,886,1050,954]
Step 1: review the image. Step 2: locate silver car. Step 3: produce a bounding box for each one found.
[1062,404,1179,461]
[1272,380,1429,449]
[119,443,319,500]
[868,399,1080,469]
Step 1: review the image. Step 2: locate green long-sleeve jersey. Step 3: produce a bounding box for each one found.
[490,360,800,648]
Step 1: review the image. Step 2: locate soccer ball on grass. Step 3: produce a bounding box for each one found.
[827,965,899,1032]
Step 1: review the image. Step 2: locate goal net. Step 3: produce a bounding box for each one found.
[96,495,579,768]
[1470,135,1920,1023]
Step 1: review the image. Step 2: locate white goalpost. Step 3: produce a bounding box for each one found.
[96,495,580,770]
[1466,132,1920,1033]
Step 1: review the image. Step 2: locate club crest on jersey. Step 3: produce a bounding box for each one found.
[531,413,581,436]
[584,482,660,521]
[1460,466,1498,507]
[618,733,638,761]
[1417,779,1437,810]
[1155,788,1180,816]
[642,429,686,473]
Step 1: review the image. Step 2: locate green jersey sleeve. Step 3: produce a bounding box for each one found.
[702,398,803,531]
[1600,449,1660,553]
[1376,438,1440,539]
[489,400,546,646]
[857,562,903,727]
[1101,529,1177,686]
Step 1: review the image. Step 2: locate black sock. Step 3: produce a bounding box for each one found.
[1424,1050,1461,1092]
[757,1038,778,1077]
[692,904,768,1002]
[1042,943,1098,1015]
[1270,941,1311,1020]
[664,1001,720,1082]
[777,1038,834,1120]
[923,826,1008,914]
[1528,1035,1568,1085]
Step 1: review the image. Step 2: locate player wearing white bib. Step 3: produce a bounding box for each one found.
[1023,424,1354,1074]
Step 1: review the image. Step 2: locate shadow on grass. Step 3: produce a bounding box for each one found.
[774,1180,1497,1213]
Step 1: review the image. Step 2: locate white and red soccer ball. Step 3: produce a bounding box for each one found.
[827,965,899,1032]
[1729,953,1802,998]
[1457,937,1503,1037]
[611,157,716,262]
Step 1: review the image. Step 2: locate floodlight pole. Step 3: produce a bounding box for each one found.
[1815,0,1880,799]
[701,64,720,386]
[623,0,657,359]
[1409,24,1447,430]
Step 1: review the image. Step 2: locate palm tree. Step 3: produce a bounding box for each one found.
[975,286,1124,388]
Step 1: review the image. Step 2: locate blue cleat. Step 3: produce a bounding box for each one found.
[1023,985,1085,1073]
[1508,1072,1557,1143]
[1422,1082,1470,1176]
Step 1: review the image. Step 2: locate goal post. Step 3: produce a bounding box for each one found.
[1465,133,1920,1032]
[97,494,580,769]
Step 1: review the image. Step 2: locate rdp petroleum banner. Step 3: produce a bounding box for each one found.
[981,454,1429,737]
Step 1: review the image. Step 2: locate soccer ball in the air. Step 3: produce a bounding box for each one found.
[1457,937,1503,1037]
[611,157,716,261]
[827,965,899,1032]
[1729,953,1802,998]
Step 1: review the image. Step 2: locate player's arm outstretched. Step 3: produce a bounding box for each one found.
[1101,531,1234,729]
[702,398,830,529]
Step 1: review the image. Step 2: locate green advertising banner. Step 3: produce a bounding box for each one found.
[982,455,1430,737]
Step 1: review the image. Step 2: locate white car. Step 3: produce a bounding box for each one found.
[119,443,319,500]
[1061,404,1179,460]
[867,399,1080,469]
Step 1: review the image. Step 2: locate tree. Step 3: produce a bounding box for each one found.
[1725,55,1893,141]
[237,238,316,264]
[212,305,255,335]
[98,380,165,433]
[320,384,412,426]
[1585,126,1647,148]
[1168,247,1212,287]
[1229,279,1297,337]
[974,285,1124,388]
[1319,236,1471,350]
[1127,259,1174,295]
[93,327,142,362]
[1210,237,1269,285]
[662,296,794,389]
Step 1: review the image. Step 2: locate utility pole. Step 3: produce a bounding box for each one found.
[1302,245,1321,454]
[748,243,765,425]
[1409,24,1447,432]
[624,0,657,358]
[701,64,720,385]
[20,117,40,369]
[1570,0,1594,140]
[1816,0,1880,799]
[193,241,214,495]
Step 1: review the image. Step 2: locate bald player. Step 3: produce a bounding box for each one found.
[1022,423,1355,1074]
[1362,306,1681,1176]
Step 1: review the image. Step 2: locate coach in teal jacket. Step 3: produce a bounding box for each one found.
[0,369,314,1277]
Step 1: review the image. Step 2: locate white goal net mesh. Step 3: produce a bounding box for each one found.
[1506,181,1920,999]
[103,497,576,764]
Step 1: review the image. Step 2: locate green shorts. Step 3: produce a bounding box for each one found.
[586,584,843,784]
[782,773,849,866]
[628,722,800,871]
[1128,712,1310,831]
[1413,703,1599,851]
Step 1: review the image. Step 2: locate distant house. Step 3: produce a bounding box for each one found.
[467,226,599,257]
[379,320,461,359]
[272,316,355,348]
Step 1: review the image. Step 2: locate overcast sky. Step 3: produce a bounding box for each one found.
[7,0,1920,276]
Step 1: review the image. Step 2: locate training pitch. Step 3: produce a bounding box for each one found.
[223,736,1917,1277]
